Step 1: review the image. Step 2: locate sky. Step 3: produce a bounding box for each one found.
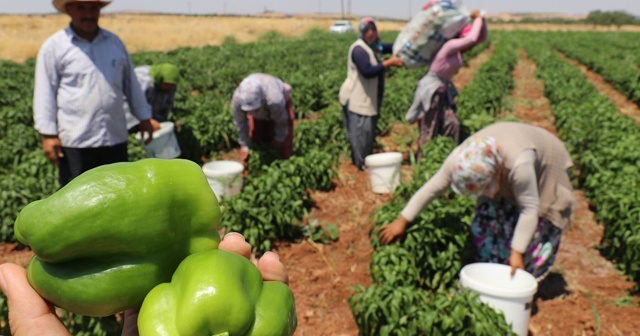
[1,1,638,20]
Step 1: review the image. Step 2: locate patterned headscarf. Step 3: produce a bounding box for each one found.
[451,136,504,198]
[237,76,264,111]
[359,17,382,53]
[149,63,180,86]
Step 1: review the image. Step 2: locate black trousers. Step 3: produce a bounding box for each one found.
[58,142,128,187]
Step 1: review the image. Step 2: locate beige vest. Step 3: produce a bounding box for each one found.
[339,39,380,116]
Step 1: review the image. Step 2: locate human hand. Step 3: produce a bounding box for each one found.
[509,250,525,277]
[149,119,161,131]
[41,135,63,165]
[0,232,289,335]
[137,119,155,145]
[378,215,409,244]
[239,146,250,173]
[469,10,481,19]
[383,55,405,69]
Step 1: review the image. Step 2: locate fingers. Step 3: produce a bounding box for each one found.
[378,226,395,245]
[143,131,154,145]
[121,308,140,336]
[219,233,289,285]
[218,232,252,259]
[257,252,289,284]
[0,263,70,335]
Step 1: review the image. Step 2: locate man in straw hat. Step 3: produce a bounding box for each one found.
[33,0,155,187]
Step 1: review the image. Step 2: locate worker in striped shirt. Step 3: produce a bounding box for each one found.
[232,73,296,164]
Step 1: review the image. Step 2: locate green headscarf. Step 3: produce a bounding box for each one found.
[149,63,180,86]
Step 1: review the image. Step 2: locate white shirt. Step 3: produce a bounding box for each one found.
[33,26,151,148]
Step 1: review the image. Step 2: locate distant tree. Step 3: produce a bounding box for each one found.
[585,10,640,27]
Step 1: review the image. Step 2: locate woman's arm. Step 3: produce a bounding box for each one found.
[352,45,385,78]
[509,150,540,254]
[438,17,485,57]
[399,153,456,221]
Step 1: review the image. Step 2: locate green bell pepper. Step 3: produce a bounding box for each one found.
[138,249,297,336]
[14,158,222,317]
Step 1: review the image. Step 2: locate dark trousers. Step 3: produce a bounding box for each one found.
[58,142,128,187]
[342,104,378,171]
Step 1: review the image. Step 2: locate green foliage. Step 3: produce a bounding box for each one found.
[522,31,640,289]
[302,220,339,244]
[221,35,238,45]
[585,10,640,26]
[349,285,516,336]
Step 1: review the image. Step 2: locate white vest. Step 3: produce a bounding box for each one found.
[339,39,380,116]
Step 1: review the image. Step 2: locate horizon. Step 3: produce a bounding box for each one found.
[1,1,638,20]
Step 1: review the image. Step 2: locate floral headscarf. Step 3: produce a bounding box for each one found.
[237,76,264,111]
[451,136,504,198]
[359,17,382,53]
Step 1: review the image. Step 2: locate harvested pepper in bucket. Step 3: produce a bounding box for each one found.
[14,158,222,317]
[138,249,298,336]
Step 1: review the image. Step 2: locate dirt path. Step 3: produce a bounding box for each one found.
[277,161,392,336]
[509,49,640,336]
[278,49,495,336]
[558,53,640,127]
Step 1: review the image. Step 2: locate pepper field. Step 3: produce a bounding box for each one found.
[1,19,640,335]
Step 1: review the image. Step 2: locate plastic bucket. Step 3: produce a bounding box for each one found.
[202,161,244,201]
[459,263,538,336]
[136,121,181,159]
[365,152,403,194]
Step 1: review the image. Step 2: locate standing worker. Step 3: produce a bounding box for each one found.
[232,73,296,164]
[33,0,154,187]
[339,17,404,171]
[379,122,575,281]
[405,10,488,160]
[125,63,180,132]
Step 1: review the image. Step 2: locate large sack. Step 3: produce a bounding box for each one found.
[393,0,469,69]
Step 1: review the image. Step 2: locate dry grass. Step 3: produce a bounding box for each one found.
[2,13,639,63]
[0,14,404,63]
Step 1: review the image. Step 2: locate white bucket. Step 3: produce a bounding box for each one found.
[459,263,538,336]
[202,161,244,201]
[365,152,403,194]
[136,121,181,159]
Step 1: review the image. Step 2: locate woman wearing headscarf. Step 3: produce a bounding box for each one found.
[339,17,404,171]
[126,63,180,132]
[378,122,575,281]
[232,73,295,163]
[405,10,488,160]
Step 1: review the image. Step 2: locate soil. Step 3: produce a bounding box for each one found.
[2,48,640,336]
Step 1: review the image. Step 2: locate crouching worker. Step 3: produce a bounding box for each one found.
[232,73,296,165]
[379,122,575,281]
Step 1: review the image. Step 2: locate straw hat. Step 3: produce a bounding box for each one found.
[53,0,112,14]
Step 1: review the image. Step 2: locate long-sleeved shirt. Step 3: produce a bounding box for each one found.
[33,26,151,148]
[351,42,393,110]
[428,17,487,80]
[231,73,289,148]
[125,65,176,129]
[400,122,575,253]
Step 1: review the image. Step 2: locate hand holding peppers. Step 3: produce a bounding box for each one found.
[8,158,297,335]
[0,232,291,336]
[14,159,223,317]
